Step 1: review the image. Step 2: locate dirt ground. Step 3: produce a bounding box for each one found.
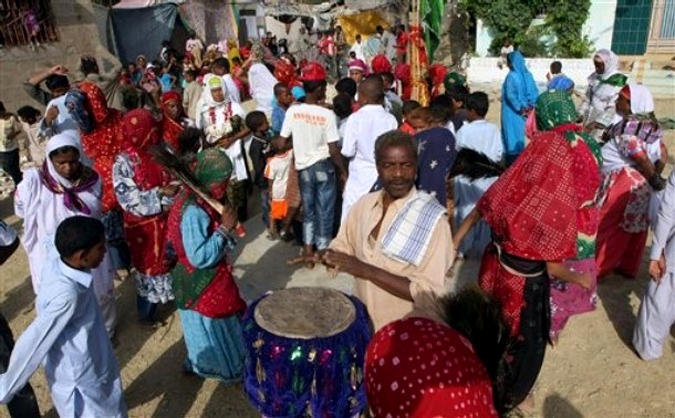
[0,95,673,418]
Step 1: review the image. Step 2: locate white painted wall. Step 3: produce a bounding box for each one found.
[474,0,619,58]
[584,0,619,50]
[466,57,595,88]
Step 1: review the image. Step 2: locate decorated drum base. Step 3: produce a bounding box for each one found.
[243,287,371,418]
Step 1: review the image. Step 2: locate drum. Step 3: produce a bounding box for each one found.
[243,287,371,418]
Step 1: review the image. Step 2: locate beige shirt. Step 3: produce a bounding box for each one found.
[330,187,454,332]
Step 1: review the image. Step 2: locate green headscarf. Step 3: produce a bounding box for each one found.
[443,72,466,91]
[194,148,233,190]
[172,148,234,311]
[535,90,577,131]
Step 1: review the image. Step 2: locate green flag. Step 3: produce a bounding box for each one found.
[421,0,446,60]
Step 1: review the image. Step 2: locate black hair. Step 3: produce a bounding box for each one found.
[333,93,353,120]
[178,127,203,154]
[273,82,289,97]
[120,85,140,111]
[17,106,40,121]
[402,100,421,116]
[55,216,105,258]
[48,145,80,159]
[211,57,230,72]
[550,61,562,74]
[302,80,327,94]
[335,77,357,98]
[245,110,268,132]
[184,69,197,79]
[381,72,395,85]
[376,25,384,32]
[466,92,489,117]
[0,102,5,113]
[447,84,469,106]
[45,74,70,92]
[375,130,417,164]
[162,40,171,47]
[429,94,452,123]
[80,57,99,75]
[438,286,512,416]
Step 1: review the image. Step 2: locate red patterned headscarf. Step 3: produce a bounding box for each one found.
[366,317,499,417]
[123,109,160,152]
[371,55,392,74]
[477,133,580,261]
[274,57,299,87]
[78,81,109,124]
[160,91,184,151]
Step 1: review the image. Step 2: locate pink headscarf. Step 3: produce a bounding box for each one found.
[348,59,369,76]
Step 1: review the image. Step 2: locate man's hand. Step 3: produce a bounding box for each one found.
[322,249,371,279]
[219,204,238,231]
[158,185,179,197]
[649,255,666,283]
[217,136,235,149]
[49,65,68,75]
[45,106,59,125]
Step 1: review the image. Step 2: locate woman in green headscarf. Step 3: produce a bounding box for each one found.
[443,71,466,92]
[167,148,247,382]
[535,90,603,342]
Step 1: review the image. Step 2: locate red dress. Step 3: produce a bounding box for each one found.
[78,82,124,213]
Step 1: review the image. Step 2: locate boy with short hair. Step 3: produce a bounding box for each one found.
[272,83,294,135]
[245,111,273,228]
[547,60,575,92]
[265,136,294,240]
[453,92,503,258]
[17,106,45,166]
[0,216,127,417]
[400,100,421,134]
[447,85,469,133]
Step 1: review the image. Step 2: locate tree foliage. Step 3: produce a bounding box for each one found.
[458,0,593,57]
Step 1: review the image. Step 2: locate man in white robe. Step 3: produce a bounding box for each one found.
[341,77,398,222]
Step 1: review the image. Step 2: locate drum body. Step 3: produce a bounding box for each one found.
[243,287,371,417]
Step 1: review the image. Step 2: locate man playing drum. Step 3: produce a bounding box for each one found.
[323,130,454,331]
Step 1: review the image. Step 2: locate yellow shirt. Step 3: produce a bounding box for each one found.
[330,187,455,332]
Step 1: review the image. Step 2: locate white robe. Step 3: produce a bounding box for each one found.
[14,134,116,335]
[453,120,503,257]
[340,105,398,222]
[248,63,278,116]
[633,169,675,360]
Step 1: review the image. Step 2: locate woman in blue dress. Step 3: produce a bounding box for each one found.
[501,51,539,165]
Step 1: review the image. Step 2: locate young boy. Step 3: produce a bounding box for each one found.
[400,100,421,134]
[0,221,40,418]
[0,216,127,417]
[265,136,294,240]
[453,92,503,258]
[272,83,294,135]
[182,69,203,122]
[245,111,273,228]
[634,169,675,360]
[447,84,469,134]
[16,106,45,167]
[546,61,575,93]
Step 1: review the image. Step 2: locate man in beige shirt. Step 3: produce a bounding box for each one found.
[324,130,454,332]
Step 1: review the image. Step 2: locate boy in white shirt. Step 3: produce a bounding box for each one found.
[265,136,293,239]
[17,106,46,167]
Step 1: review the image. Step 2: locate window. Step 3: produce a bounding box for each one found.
[0,0,59,48]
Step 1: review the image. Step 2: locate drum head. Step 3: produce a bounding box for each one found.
[254,287,356,339]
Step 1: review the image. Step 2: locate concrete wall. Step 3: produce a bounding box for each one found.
[475,0,618,57]
[0,0,108,112]
[467,57,595,89]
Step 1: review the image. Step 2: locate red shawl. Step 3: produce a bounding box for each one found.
[160,91,185,151]
[78,81,124,213]
[477,132,581,261]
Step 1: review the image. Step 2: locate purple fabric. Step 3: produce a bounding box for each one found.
[39,161,100,215]
[549,258,598,339]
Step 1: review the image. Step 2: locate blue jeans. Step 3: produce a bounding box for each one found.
[260,189,270,227]
[298,159,336,250]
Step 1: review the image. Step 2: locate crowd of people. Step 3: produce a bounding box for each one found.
[0,24,670,417]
